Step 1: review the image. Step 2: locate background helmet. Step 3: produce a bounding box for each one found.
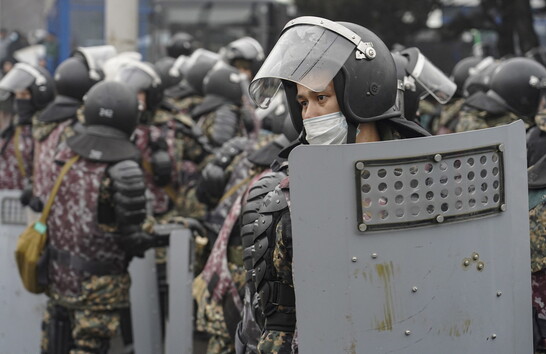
[0,62,55,110]
[184,49,220,96]
[220,36,265,78]
[450,56,482,97]
[489,57,546,119]
[72,45,117,82]
[250,17,399,132]
[462,57,500,97]
[191,62,244,118]
[115,61,163,113]
[166,32,194,58]
[155,56,183,90]
[67,81,140,162]
[54,56,102,101]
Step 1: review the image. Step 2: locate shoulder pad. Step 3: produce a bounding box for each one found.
[529,154,546,189]
[241,199,262,227]
[108,160,147,227]
[247,171,286,201]
[258,186,288,214]
[210,105,239,147]
[252,213,273,242]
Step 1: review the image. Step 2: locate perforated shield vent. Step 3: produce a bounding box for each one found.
[1,196,26,225]
[355,145,505,232]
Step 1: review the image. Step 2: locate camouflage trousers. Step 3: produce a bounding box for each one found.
[207,335,235,354]
[257,330,295,354]
[41,300,121,354]
[533,270,546,319]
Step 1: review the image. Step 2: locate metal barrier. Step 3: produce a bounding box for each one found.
[0,190,47,353]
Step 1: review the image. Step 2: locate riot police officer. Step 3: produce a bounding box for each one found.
[32,54,103,212]
[245,17,429,352]
[0,63,54,191]
[41,80,152,353]
[456,57,546,132]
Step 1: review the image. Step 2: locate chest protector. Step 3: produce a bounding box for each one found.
[34,120,73,202]
[0,124,33,190]
[47,148,127,298]
[134,123,178,215]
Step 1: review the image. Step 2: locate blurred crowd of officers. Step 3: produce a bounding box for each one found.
[2,15,546,354]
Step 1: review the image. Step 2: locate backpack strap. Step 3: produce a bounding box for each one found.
[13,125,27,178]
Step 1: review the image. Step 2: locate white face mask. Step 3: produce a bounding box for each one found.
[302,111,348,145]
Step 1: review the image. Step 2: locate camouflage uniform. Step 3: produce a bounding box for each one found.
[530,189,546,316]
[434,98,465,135]
[32,117,77,203]
[134,119,180,217]
[0,119,33,189]
[253,127,402,353]
[455,108,522,133]
[40,146,135,353]
[193,135,278,353]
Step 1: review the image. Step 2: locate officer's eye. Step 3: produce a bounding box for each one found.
[317,95,327,102]
[298,100,308,107]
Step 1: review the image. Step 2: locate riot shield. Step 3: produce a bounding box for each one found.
[289,120,532,353]
[129,224,194,354]
[0,190,46,353]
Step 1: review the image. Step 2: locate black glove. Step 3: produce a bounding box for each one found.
[118,231,155,258]
[183,217,206,237]
[20,186,33,206]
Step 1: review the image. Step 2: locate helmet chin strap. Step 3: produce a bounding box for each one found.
[347,123,357,144]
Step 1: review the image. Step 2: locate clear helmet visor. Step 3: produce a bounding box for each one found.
[249,24,356,109]
[409,51,456,104]
[0,63,41,100]
[73,45,117,80]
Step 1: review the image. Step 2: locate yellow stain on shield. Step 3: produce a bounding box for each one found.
[374,261,396,331]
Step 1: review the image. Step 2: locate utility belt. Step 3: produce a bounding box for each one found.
[49,247,125,276]
[261,280,296,332]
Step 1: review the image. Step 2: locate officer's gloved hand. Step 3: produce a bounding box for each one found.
[20,186,33,206]
[119,231,155,258]
[183,217,206,237]
[151,149,172,187]
[29,197,44,212]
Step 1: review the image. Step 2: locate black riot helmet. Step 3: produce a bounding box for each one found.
[155,56,183,90]
[219,36,265,78]
[67,81,140,162]
[54,56,101,101]
[183,49,220,96]
[466,57,546,119]
[167,32,194,58]
[191,62,244,118]
[115,61,163,113]
[250,17,400,133]
[463,57,500,97]
[0,62,55,110]
[450,56,482,97]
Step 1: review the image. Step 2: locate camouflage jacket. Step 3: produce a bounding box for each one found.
[134,120,180,217]
[530,189,546,273]
[435,98,465,134]
[33,118,77,203]
[47,147,130,310]
[455,108,522,133]
[0,122,33,190]
[197,104,247,149]
[193,170,269,341]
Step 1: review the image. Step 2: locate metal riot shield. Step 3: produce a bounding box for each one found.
[0,190,47,353]
[289,120,532,353]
